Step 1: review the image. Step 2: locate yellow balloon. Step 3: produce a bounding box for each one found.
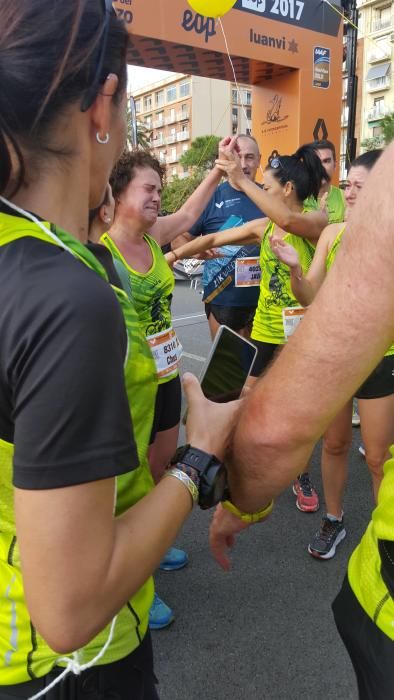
[187,0,237,19]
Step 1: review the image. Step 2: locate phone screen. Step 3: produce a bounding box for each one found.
[200,326,257,403]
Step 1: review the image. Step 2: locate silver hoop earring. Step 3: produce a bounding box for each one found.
[96,132,110,145]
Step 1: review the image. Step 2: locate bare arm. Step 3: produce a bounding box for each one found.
[166,218,268,264]
[229,144,394,512]
[16,391,239,654]
[149,167,222,246]
[215,156,328,240]
[269,225,335,306]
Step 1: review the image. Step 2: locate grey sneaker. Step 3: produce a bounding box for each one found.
[352,410,360,427]
[308,517,346,559]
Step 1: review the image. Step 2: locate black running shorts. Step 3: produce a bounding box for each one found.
[250,339,282,378]
[150,374,182,444]
[355,355,394,400]
[205,303,256,333]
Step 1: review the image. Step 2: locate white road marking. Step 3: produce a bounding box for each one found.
[182,352,206,363]
[173,313,206,322]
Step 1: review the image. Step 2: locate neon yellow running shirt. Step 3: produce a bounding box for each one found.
[0,213,156,684]
[251,220,315,345]
[102,233,181,384]
[304,185,345,224]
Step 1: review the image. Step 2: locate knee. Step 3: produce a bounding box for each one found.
[364,450,386,479]
[323,436,351,458]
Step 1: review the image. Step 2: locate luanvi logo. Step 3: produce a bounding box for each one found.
[249,29,298,53]
[262,95,288,125]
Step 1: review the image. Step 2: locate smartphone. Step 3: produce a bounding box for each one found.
[199,325,257,403]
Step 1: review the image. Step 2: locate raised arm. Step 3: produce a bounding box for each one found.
[215,154,328,240]
[165,218,268,265]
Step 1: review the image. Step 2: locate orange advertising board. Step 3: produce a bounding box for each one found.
[113,0,343,176]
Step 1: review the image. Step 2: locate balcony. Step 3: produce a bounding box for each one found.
[177,131,190,142]
[166,134,177,145]
[153,119,165,129]
[367,103,393,120]
[166,113,177,125]
[372,17,393,33]
[368,47,391,63]
[177,110,189,121]
[368,76,391,92]
[167,154,178,164]
[152,137,165,147]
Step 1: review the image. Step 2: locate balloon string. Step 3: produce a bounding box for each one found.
[217,17,251,134]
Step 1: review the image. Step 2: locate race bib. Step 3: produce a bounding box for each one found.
[147,327,183,379]
[235,257,261,287]
[282,306,305,341]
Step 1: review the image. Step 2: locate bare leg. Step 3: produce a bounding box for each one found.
[148,423,180,484]
[321,400,353,518]
[358,394,394,502]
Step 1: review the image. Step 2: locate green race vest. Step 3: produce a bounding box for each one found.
[0,213,157,684]
[348,447,394,640]
[102,234,177,384]
[251,220,315,345]
[304,185,345,225]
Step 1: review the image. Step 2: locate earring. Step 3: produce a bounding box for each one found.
[104,216,111,224]
[96,132,110,145]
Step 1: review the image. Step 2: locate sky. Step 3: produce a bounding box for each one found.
[127,66,177,92]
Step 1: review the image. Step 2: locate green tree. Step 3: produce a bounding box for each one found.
[126,107,152,150]
[361,112,394,152]
[179,135,221,171]
[161,169,205,214]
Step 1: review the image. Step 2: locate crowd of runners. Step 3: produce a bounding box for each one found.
[0,2,393,699]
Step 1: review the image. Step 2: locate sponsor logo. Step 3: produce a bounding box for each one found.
[181,10,216,44]
[262,94,288,126]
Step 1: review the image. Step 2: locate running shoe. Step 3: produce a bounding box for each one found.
[159,547,188,571]
[359,445,366,458]
[352,409,360,427]
[149,593,175,630]
[293,472,319,512]
[308,517,346,559]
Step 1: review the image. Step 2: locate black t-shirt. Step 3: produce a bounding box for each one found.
[0,232,138,489]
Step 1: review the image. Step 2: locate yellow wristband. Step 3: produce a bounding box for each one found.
[222,499,274,523]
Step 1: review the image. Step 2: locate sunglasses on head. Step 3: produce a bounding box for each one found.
[270,157,283,170]
[81,0,115,112]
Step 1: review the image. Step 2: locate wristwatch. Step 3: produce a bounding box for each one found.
[169,444,229,510]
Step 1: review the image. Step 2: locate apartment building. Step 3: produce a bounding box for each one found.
[358,1,394,142]
[341,1,393,180]
[132,73,252,178]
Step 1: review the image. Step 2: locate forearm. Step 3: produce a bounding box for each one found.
[171,219,265,261]
[289,266,316,306]
[18,476,192,653]
[178,166,222,229]
[227,143,394,512]
[238,179,327,239]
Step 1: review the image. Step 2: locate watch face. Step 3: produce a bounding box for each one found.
[199,464,228,509]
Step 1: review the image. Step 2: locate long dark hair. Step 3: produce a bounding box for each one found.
[266,145,329,201]
[0,0,128,197]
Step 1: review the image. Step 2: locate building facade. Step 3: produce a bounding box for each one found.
[132,73,252,179]
[341,1,393,181]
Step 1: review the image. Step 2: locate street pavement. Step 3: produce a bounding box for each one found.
[153,280,370,700]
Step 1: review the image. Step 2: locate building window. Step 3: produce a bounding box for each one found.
[159,150,166,162]
[172,167,178,177]
[167,85,177,102]
[179,81,190,98]
[135,99,141,114]
[246,107,252,121]
[232,89,238,103]
[374,5,392,31]
[143,95,152,111]
[372,125,383,137]
[155,90,164,107]
[245,91,252,105]
[171,147,177,161]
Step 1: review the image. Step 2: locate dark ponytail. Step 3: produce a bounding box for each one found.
[266,145,329,202]
[0,0,128,196]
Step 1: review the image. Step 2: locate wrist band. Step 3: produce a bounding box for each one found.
[165,467,198,505]
[222,499,274,523]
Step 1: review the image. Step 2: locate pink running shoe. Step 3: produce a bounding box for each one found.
[292,472,319,512]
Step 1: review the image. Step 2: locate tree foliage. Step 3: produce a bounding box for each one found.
[179,135,221,171]
[161,169,205,214]
[361,112,394,152]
